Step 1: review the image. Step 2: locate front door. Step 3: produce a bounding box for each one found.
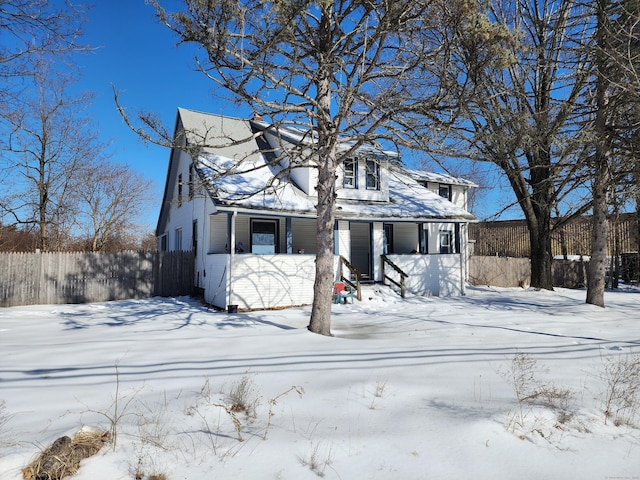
[350,222,371,280]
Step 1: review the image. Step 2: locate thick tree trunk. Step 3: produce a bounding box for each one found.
[587,0,611,308]
[587,161,609,306]
[529,221,554,289]
[524,199,554,290]
[308,2,336,336]
[308,149,337,336]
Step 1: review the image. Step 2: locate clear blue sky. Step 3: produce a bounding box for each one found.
[79,0,248,231]
[78,1,517,231]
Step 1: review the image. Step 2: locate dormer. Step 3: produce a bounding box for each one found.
[337,154,390,202]
[256,121,391,201]
[408,170,477,211]
[257,123,317,195]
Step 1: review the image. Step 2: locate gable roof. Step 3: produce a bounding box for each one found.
[159,108,476,228]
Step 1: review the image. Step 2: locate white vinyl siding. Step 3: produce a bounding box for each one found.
[384,254,462,296]
[228,255,316,309]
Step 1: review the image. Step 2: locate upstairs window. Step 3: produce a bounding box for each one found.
[439,184,452,201]
[343,158,357,188]
[177,173,183,207]
[365,159,380,190]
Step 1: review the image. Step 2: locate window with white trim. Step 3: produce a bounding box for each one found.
[439,184,452,201]
[343,158,357,188]
[365,159,380,190]
[439,230,453,254]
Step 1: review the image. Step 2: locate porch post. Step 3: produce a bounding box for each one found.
[460,222,468,295]
[227,211,236,253]
[227,211,237,308]
[286,217,293,254]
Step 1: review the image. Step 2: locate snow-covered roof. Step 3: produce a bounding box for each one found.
[179,108,475,222]
[198,152,475,221]
[407,169,477,188]
[251,119,400,159]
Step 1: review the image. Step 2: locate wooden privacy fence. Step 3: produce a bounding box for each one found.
[470,213,639,258]
[469,254,638,288]
[0,250,194,307]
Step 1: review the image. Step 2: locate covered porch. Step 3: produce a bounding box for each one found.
[198,211,469,310]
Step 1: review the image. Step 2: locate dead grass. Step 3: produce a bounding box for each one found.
[23,428,108,480]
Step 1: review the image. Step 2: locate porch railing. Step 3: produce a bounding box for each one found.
[339,255,362,301]
[381,254,408,298]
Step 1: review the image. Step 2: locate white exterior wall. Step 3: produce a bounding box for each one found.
[450,186,467,210]
[159,149,219,292]
[385,254,462,296]
[426,222,458,253]
[203,254,230,307]
[425,182,468,210]
[228,255,316,310]
[162,151,193,251]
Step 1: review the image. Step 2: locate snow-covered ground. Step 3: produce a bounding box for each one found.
[1,285,640,479]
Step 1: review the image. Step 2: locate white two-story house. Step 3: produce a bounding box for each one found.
[156,108,476,311]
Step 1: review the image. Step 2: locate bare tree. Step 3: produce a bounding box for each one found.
[124,0,461,335]
[71,160,155,252]
[439,0,595,290]
[0,0,88,104]
[0,61,103,251]
[587,0,615,306]
[585,0,640,305]
[0,0,93,251]
[0,224,37,251]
